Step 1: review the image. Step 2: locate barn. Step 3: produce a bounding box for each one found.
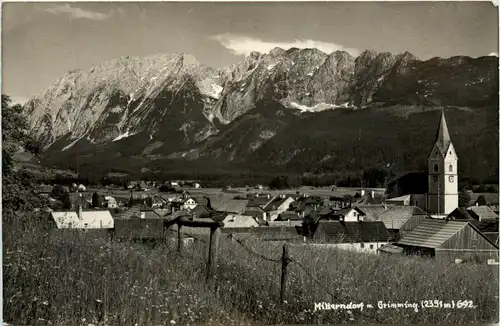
[395,219,499,264]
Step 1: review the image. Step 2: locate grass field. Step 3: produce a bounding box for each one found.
[4,219,498,325]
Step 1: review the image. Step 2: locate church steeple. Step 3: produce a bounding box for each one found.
[435,110,451,153]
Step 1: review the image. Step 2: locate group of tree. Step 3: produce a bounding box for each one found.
[2,95,47,227]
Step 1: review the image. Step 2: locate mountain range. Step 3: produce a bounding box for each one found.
[24,48,499,183]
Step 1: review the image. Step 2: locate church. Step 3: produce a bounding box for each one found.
[384,111,459,217]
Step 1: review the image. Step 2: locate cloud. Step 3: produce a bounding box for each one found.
[488,52,499,57]
[210,33,360,57]
[45,4,109,21]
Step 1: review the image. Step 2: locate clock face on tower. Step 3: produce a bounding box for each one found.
[449,176,454,182]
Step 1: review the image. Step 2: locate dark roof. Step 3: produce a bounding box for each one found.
[475,220,499,233]
[191,205,211,219]
[312,221,391,243]
[210,199,249,214]
[39,185,54,193]
[276,211,302,221]
[247,196,273,208]
[448,207,476,221]
[118,205,162,219]
[397,219,467,248]
[483,232,499,245]
[192,196,210,207]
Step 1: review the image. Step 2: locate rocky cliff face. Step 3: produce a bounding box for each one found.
[26,53,223,150]
[25,48,498,178]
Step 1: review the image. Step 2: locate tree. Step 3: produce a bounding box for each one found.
[62,192,72,209]
[51,185,66,200]
[459,192,471,207]
[92,192,100,208]
[2,94,45,220]
[477,195,487,206]
[343,194,354,207]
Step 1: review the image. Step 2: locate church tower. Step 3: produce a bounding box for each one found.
[427,111,459,215]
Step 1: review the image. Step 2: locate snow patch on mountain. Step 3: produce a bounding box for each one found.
[62,133,86,151]
[283,101,351,113]
[113,131,134,142]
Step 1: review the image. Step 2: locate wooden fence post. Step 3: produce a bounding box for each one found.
[280,243,289,304]
[177,223,182,254]
[206,226,220,281]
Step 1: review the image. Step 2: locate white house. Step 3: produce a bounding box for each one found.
[104,196,118,208]
[51,205,114,229]
[335,207,367,222]
[182,197,198,211]
[309,221,392,254]
[77,184,87,192]
[263,195,295,221]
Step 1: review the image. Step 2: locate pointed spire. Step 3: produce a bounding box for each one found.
[436,110,451,151]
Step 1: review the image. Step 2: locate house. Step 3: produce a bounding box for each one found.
[263,195,295,221]
[247,195,275,209]
[355,205,390,221]
[394,219,499,264]
[103,196,118,208]
[333,207,367,222]
[77,184,87,192]
[210,198,249,214]
[376,206,429,240]
[114,205,165,240]
[308,221,391,253]
[193,183,201,189]
[467,206,498,221]
[181,197,198,211]
[191,205,211,219]
[276,211,301,221]
[50,200,114,229]
[244,206,268,221]
[222,214,260,228]
[325,196,350,208]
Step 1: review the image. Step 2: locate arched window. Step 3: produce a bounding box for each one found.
[434,164,438,172]
[449,164,453,172]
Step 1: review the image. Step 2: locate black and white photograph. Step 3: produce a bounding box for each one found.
[2,1,499,325]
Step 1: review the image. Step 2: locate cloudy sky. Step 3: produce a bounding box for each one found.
[2,1,498,104]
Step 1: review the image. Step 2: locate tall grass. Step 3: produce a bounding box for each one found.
[3,221,499,325]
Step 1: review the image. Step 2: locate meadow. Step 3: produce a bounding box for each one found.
[4,219,499,325]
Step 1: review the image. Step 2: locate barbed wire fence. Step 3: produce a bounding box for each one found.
[159,226,383,323]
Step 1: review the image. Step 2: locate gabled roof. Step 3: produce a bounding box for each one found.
[210,199,249,214]
[448,207,476,221]
[467,206,498,221]
[51,210,114,229]
[397,219,467,248]
[222,214,260,228]
[356,205,389,221]
[263,196,295,212]
[313,221,391,243]
[247,196,274,208]
[377,206,428,230]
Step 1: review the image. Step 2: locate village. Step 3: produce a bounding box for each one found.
[37,112,500,265]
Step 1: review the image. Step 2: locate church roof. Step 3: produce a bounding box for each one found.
[435,110,452,155]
